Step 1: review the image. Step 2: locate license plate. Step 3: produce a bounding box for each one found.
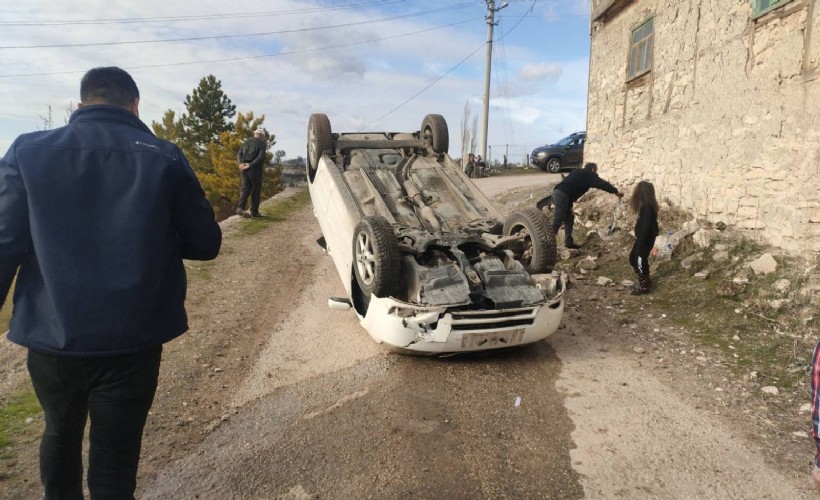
[460,328,525,349]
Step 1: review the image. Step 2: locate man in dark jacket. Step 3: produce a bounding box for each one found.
[0,67,221,498]
[235,128,268,217]
[551,162,623,248]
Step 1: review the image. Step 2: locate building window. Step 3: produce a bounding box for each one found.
[628,18,654,81]
[753,0,794,17]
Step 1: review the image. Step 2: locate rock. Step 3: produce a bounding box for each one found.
[633,347,646,354]
[793,431,809,438]
[750,371,758,379]
[761,386,779,396]
[749,253,778,275]
[558,247,573,261]
[715,221,727,231]
[597,276,613,286]
[714,243,729,251]
[800,403,812,413]
[693,271,710,280]
[733,335,740,341]
[768,299,791,311]
[696,356,708,362]
[773,279,791,293]
[621,279,635,287]
[681,252,704,269]
[693,229,714,248]
[713,251,730,263]
[577,257,598,271]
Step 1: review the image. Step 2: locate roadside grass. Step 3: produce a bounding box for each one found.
[594,233,817,393]
[234,188,311,236]
[0,386,41,463]
[1,280,13,333]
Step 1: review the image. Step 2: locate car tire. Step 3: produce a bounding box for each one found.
[546,157,562,173]
[353,216,401,305]
[421,114,449,154]
[503,208,557,274]
[307,113,333,182]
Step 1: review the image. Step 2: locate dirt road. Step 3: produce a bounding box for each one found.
[3,173,814,499]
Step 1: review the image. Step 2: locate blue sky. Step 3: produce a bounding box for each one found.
[0,0,591,163]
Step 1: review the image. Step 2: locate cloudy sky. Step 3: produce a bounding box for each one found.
[0,0,591,163]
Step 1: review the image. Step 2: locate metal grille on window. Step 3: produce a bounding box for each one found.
[628,18,654,80]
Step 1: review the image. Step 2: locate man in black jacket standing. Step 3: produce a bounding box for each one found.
[550,162,623,248]
[236,128,268,217]
[0,67,222,498]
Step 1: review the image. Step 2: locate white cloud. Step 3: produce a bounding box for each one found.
[518,62,563,83]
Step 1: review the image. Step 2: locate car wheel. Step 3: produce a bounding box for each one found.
[503,208,557,273]
[307,113,333,182]
[353,216,401,305]
[421,114,449,154]
[546,157,562,173]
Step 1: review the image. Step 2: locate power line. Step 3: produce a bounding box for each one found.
[0,0,405,26]
[0,2,477,49]
[363,43,486,130]
[0,17,482,78]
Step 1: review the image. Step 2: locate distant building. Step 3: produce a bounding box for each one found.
[586,0,820,257]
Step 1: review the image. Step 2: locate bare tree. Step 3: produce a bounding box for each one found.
[39,105,54,130]
[470,115,478,159]
[460,100,472,167]
[64,101,75,125]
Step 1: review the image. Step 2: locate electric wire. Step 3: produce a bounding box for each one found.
[0,2,477,49]
[0,0,406,26]
[0,17,481,78]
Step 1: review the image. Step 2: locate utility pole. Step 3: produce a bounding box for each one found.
[479,1,508,161]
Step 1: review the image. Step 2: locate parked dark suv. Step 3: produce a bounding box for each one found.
[530,131,586,173]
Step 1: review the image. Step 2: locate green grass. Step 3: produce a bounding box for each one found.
[0,389,41,459]
[235,188,311,236]
[1,280,13,333]
[593,240,814,393]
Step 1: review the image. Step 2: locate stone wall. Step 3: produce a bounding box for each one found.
[586,0,820,257]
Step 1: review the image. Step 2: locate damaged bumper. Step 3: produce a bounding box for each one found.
[359,273,566,354]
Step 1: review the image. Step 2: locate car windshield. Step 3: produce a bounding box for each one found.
[554,136,574,146]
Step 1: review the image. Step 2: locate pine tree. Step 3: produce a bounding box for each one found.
[180,75,236,169]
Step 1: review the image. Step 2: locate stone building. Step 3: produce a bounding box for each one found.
[586,0,820,257]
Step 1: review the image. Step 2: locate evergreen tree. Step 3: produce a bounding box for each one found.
[151,109,185,145]
[180,75,236,167]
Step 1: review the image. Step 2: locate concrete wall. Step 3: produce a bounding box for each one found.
[586,0,820,257]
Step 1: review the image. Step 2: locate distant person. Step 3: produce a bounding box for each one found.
[236,128,268,217]
[811,341,820,488]
[627,181,659,295]
[550,162,623,249]
[0,66,222,498]
[475,155,486,178]
[464,153,476,178]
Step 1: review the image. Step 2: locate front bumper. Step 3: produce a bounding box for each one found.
[359,274,566,354]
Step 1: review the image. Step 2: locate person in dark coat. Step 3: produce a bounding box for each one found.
[464,153,476,178]
[236,128,268,217]
[550,162,623,248]
[628,180,660,295]
[0,67,221,498]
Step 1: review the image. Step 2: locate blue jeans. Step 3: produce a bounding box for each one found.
[27,347,162,500]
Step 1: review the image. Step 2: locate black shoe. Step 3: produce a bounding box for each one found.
[565,242,582,249]
[250,212,263,218]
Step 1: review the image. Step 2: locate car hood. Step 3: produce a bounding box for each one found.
[531,145,555,154]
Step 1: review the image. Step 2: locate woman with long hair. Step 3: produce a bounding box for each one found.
[629,181,660,294]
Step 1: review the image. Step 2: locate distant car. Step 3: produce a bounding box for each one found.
[530,131,586,173]
[306,113,566,355]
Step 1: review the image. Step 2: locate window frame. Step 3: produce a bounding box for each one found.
[752,0,795,18]
[627,17,655,82]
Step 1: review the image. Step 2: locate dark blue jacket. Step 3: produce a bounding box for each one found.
[0,105,222,356]
[554,168,618,203]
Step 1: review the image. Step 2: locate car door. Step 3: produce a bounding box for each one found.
[564,137,584,167]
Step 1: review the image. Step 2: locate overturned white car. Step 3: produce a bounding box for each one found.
[306,113,566,354]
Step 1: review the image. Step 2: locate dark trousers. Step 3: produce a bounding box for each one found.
[629,241,655,276]
[550,189,575,245]
[237,166,263,215]
[27,347,162,500]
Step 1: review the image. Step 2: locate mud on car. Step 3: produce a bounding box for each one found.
[306,113,566,354]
